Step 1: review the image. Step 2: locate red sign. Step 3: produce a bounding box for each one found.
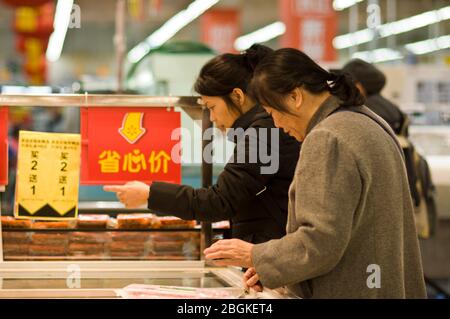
[280,0,337,62]
[0,107,8,186]
[80,107,181,185]
[201,9,240,53]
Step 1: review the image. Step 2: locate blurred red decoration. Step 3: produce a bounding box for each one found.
[15,35,49,53]
[24,55,47,75]
[1,0,52,7]
[13,2,54,38]
[3,0,55,85]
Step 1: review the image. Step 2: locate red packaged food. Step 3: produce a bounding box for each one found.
[3,243,29,255]
[1,216,32,229]
[150,232,199,242]
[117,214,155,229]
[32,221,74,229]
[29,244,66,256]
[31,233,68,245]
[110,251,144,258]
[111,232,150,242]
[109,241,147,252]
[156,216,196,229]
[2,232,30,244]
[69,232,110,244]
[152,240,185,252]
[68,242,104,254]
[76,214,109,229]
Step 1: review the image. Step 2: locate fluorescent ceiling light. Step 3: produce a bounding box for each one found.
[352,48,404,63]
[46,0,74,62]
[127,0,219,63]
[234,22,286,51]
[351,35,450,63]
[334,6,450,49]
[405,35,450,55]
[333,0,364,11]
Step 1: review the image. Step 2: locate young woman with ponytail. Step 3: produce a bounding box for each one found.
[105,45,301,245]
[205,48,426,299]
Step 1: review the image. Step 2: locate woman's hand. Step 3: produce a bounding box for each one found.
[244,267,263,292]
[203,239,254,268]
[103,181,150,208]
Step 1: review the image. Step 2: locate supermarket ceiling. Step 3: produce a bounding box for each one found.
[0,0,448,62]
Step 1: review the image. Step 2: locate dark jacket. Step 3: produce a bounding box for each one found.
[148,104,300,244]
[342,58,406,135]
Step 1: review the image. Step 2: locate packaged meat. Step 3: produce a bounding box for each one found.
[212,221,231,229]
[107,218,118,229]
[3,243,29,255]
[69,232,110,244]
[151,240,185,252]
[110,251,144,258]
[150,232,199,242]
[68,242,105,254]
[111,232,150,242]
[32,221,74,229]
[109,241,147,252]
[31,233,68,245]
[2,231,30,244]
[117,214,154,229]
[1,216,32,229]
[76,214,109,229]
[156,216,196,229]
[29,244,66,256]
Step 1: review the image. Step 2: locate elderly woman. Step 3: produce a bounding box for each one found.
[204,48,426,299]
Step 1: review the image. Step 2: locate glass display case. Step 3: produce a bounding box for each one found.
[0,260,293,298]
[0,94,280,299]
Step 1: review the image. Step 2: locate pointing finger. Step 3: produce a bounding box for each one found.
[103,185,126,193]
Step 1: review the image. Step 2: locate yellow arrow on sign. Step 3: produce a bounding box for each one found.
[118,112,146,144]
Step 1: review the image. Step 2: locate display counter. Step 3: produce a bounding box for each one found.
[0,261,294,299]
[0,94,295,299]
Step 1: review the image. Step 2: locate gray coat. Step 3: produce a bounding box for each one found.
[252,95,427,299]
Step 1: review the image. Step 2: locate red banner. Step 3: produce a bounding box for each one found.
[1,0,51,7]
[0,107,8,186]
[201,9,240,53]
[80,107,181,185]
[280,0,337,62]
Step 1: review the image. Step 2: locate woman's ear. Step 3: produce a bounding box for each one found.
[355,82,367,98]
[290,87,303,110]
[231,88,245,107]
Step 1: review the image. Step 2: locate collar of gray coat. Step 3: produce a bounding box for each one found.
[305,94,342,136]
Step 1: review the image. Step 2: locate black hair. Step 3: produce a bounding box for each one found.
[194,44,273,114]
[250,48,365,113]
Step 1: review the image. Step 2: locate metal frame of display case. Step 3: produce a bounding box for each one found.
[0,94,214,264]
[0,260,292,298]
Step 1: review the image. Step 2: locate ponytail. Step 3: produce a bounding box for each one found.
[243,44,274,72]
[328,71,365,107]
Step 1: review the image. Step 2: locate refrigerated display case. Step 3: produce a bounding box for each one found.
[0,94,292,299]
[0,260,293,298]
